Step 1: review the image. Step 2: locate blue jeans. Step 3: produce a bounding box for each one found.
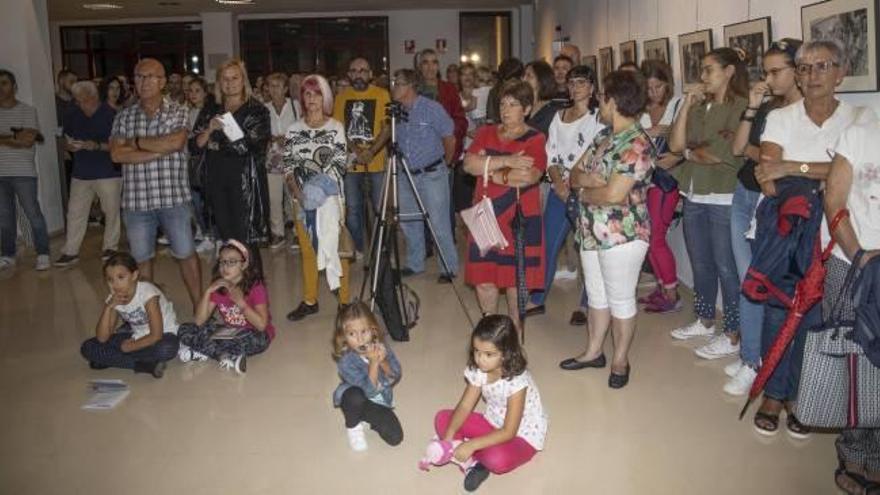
[731,183,764,367]
[761,303,817,401]
[344,171,385,253]
[529,191,588,307]
[396,166,458,275]
[123,203,195,262]
[0,176,50,257]
[682,200,740,333]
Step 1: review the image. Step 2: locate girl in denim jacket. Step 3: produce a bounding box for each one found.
[332,302,403,451]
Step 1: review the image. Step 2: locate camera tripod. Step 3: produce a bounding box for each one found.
[358,101,474,334]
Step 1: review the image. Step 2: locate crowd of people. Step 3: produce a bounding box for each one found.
[0,37,878,493]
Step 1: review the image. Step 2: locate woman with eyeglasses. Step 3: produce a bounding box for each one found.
[667,48,748,360]
[722,39,804,398]
[750,40,873,440]
[524,65,604,322]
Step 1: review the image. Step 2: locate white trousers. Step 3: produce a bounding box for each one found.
[581,240,648,319]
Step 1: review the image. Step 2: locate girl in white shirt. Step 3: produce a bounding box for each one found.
[429,315,548,492]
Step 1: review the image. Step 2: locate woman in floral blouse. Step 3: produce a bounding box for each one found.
[559,70,654,390]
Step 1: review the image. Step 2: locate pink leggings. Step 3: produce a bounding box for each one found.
[645,186,680,289]
[434,409,537,474]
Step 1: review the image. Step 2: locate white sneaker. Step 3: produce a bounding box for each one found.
[695,334,740,360]
[157,235,170,246]
[0,256,16,271]
[670,320,715,340]
[724,359,744,378]
[723,364,757,396]
[218,353,247,374]
[195,238,215,253]
[346,422,368,451]
[554,268,578,281]
[35,255,50,271]
[178,345,209,363]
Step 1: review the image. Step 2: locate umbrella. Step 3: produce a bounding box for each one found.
[511,187,528,343]
[739,209,849,419]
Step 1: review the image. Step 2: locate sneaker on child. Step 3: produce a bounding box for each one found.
[695,334,740,360]
[723,364,757,396]
[670,320,715,340]
[463,463,490,492]
[346,422,368,451]
[218,353,247,374]
[178,345,209,363]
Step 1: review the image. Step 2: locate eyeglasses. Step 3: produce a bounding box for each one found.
[134,74,163,82]
[763,66,793,78]
[218,259,244,267]
[391,79,411,88]
[567,78,591,88]
[795,60,840,75]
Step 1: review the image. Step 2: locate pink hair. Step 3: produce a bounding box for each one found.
[299,74,334,116]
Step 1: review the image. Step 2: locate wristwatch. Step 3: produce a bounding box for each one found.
[683,148,692,161]
[800,163,810,174]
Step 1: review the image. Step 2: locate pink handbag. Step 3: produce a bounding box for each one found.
[461,157,508,257]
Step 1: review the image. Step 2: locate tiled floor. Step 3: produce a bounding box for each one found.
[0,232,838,494]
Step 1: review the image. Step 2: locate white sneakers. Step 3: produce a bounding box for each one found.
[195,239,215,254]
[35,255,50,271]
[670,320,715,340]
[695,335,740,360]
[723,364,757,396]
[0,256,15,271]
[553,268,578,282]
[178,345,209,363]
[218,353,247,374]
[724,359,744,378]
[347,422,368,451]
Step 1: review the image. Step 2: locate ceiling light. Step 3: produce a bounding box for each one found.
[214,0,255,4]
[470,53,481,63]
[460,55,468,63]
[82,3,123,9]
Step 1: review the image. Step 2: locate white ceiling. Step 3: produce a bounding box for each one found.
[49,0,527,22]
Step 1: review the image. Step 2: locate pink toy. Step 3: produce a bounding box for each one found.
[418,438,461,471]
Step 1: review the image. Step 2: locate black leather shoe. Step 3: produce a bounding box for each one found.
[608,365,631,389]
[569,310,587,326]
[437,274,454,284]
[559,354,606,370]
[287,301,319,321]
[524,304,545,317]
[400,268,418,277]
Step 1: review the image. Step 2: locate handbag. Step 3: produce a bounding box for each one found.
[460,156,509,257]
[795,251,880,428]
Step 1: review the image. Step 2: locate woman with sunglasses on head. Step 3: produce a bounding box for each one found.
[722,40,804,397]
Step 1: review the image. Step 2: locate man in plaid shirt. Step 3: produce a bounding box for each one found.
[110,58,202,308]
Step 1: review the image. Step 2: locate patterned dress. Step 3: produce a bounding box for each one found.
[464,125,547,289]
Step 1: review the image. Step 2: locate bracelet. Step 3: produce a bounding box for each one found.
[740,116,754,123]
[747,106,760,111]
[683,148,692,161]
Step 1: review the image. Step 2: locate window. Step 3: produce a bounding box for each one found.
[60,23,203,79]
[459,12,511,70]
[239,17,389,79]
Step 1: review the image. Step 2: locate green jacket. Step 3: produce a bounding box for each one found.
[671,96,747,195]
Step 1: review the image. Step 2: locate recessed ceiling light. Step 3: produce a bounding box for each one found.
[214,0,255,4]
[82,3,123,9]
[158,1,181,5]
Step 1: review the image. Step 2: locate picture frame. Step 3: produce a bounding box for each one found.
[802,0,879,92]
[678,29,714,86]
[598,46,614,86]
[581,55,598,74]
[724,17,772,82]
[619,40,637,66]
[643,37,670,64]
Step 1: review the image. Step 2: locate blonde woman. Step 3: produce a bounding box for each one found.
[192,59,271,251]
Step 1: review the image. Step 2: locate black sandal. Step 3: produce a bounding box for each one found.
[835,463,880,495]
[786,413,810,440]
[753,411,779,436]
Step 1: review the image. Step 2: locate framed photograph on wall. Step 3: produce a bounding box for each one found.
[643,37,670,63]
[620,40,637,65]
[678,29,714,86]
[802,0,879,92]
[598,46,614,84]
[724,17,772,82]
[582,55,598,73]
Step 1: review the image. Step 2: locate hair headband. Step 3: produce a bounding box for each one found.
[222,239,250,263]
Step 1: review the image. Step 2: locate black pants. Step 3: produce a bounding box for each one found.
[207,160,249,243]
[340,387,403,446]
[81,329,178,369]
